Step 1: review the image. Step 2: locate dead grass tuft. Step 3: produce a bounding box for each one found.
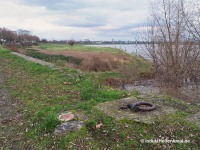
[5,43,19,52]
[5,44,27,55]
[38,50,130,72]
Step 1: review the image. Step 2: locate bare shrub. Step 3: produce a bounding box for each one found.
[139,68,156,79]
[81,56,110,72]
[184,0,200,42]
[80,54,122,72]
[104,77,120,87]
[144,0,200,99]
[118,61,139,89]
[68,40,76,46]
[5,43,19,52]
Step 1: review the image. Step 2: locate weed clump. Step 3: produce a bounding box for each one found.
[26,49,82,65]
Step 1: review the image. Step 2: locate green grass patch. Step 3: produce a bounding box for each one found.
[0,44,10,52]
[35,43,128,54]
[26,49,82,65]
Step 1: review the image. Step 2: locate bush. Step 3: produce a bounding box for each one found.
[118,61,139,89]
[68,40,76,46]
[5,43,19,52]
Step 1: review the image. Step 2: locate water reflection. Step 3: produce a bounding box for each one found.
[85,44,150,60]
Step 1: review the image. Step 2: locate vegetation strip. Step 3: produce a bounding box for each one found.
[11,52,55,67]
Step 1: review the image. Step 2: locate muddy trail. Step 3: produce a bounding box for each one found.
[0,65,23,149]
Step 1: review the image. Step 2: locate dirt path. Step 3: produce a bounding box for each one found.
[11,52,54,67]
[0,66,22,149]
[0,67,18,123]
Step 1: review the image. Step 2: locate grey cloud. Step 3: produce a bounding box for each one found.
[67,23,104,28]
[3,0,150,40]
[21,0,149,12]
[20,0,87,11]
[58,19,104,28]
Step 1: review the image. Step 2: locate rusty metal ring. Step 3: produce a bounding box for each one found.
[127,102,156,112]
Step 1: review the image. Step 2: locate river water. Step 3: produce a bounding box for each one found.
[85,44,150,59]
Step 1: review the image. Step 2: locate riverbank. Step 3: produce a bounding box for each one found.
[85,44,150,60]
[13,43,152,74]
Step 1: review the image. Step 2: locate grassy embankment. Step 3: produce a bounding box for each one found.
[22,43,153,81]
[25,43,132,72]
[0,44,199,149]
[36,43,126,53]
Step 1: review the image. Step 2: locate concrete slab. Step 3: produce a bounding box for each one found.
[96,97,176,124]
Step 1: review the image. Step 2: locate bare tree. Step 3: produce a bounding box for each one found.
[184,0,200,41]
[0,27,40,44]
[68,39,76,46]
[0,28,16,42]
[32,35,40,43]
[118,61,139,90]
[144,0,200,96]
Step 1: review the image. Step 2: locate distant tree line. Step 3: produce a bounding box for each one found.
[0,27,40,44]
[40,39,77,46]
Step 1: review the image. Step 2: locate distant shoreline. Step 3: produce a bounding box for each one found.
[84,43,142,45]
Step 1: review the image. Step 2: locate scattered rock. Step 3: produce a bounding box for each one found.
[63,82,72,85]
[54,111,89,135]
[96,123,103,129]
[58,112,76,122]
[54,121,84,135]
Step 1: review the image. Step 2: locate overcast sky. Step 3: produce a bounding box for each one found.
[0,0,151,41]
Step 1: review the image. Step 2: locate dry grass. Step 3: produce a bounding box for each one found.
[5,44,27,55]
[38,50,131,72]
[5,44,18,52]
